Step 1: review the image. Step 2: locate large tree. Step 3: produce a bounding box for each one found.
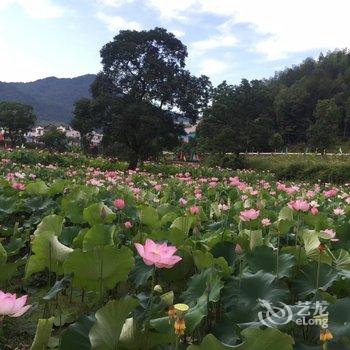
[0,101,36,146]
[73,27,211,168]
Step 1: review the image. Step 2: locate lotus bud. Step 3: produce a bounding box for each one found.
[153,284,163,293]
[160,291,174,306]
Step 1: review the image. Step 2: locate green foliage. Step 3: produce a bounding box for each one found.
[30,317,55,350]
[25,215,73,279]
[40,128,69,152]
[72,27,211,167]
[0,101,36,146]
[89,297,138,350]
[64,246,134,292]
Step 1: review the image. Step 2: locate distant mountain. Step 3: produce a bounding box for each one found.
[0,74,96,123]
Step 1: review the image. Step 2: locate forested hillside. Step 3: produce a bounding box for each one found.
[0,74,95,123]
[198,49,350,152]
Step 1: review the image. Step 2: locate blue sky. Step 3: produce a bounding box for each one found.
[1,0,349,85]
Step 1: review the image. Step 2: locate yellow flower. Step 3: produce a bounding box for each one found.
[320,329,333,342]
[174,316,186,336]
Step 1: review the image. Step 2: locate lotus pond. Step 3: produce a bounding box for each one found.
[0,151,350,349]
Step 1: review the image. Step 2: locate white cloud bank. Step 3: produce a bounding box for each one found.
[96,12,141,32]
[0,0,65,19]
[147,0,350,60]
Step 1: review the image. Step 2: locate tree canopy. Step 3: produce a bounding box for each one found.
[197,49,350,153]
[0,101,36,146]
[72,27,211,168]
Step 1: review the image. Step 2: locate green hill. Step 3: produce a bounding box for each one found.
[0,74,96,123]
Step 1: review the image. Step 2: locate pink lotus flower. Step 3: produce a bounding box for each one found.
[189,206,200,215]
[239,209,260,221]
[323,229,339,241]
[11,182,25,191]
[114,198,125,210]
[324,188,338,198]
[288,199,310,212]
[195,193,202,200]
[218,203,230,211]
[124,221,133,229]
[134,239,182,269]
[178,198,187,207]
[234,244,243,254]
[333,208,345,216]
[0,291,31,317]
[154,184,162,191]
[261,218,271,226]
[311,207,319,216]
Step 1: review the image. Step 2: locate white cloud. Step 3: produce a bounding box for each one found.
[96,12,141,32]
[0,0,65,19]
[192,34,238,53]
[170,29,185,38]
[146,0,350,60]
[96,0,135,8]
[198,58,230,76]
[147,0,196,20]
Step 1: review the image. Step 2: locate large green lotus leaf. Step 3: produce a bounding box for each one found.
[82,224,116,251]
[222,271,289,324]
[210,242,236,266]
[140,206,160,228]
[83,203,116,226]
[328,298,350,340]
[160,211,178,226]
[30,317,55,350]
[334,249,350,272]
[59,226,81,246]
[0,241,7,265]
[301,230,320,255]
[129,256,154,287]
[276,219,294,235]
[0,261,21,282]
[246,246,295,278]
[336,222,350,250]
[187,334,245,349]
[303,212,329,231]
[61,186,99,224]
[49,179,68,195]
[278,206,294,221]
[292,262,339,298]
[242,327,294,350]
[170,216,193,235]
[26,180,49,196]
[244,229,263,250]
[60,315,95,350]
[25,215,73,279]
[181,268,224,306]
[23,196,56,213]
[72,228,89,249]
[89,297,138,350]
[193,250,233,278]
[0,195,19,214]
[118,317,171,350]
[64,246,134,292]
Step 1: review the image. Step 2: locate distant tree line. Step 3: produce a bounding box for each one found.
[197,50,350,154]
[2,28,350,164]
